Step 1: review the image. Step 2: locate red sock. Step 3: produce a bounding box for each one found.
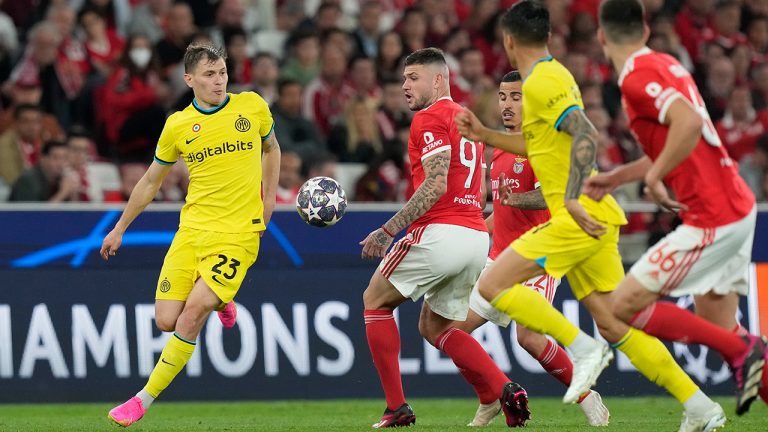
[631,301,747,364]
[536,339,573,387]
[365,309,405,410]
[457,366,497,404]
[437,328,509,402]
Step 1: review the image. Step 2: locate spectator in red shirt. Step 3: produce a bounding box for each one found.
[450,47,494,109]
[303,43,355,138]
[96,34,167,161]
[716,85,768,161]
[78,6,125,78]
[702,0,747,54]
[746,15,768,64]
[674,0,715,63]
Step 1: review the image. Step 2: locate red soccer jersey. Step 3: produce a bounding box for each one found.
[488,149,550,260]
[407,97,487,232]
[619,48,755,227]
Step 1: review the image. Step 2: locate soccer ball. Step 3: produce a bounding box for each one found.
[296,176,347,227]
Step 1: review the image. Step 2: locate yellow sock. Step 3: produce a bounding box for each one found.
[613,328,698,403]
[491,284,580,346]
[145,333,195,398]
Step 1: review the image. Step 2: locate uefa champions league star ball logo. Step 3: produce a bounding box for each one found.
[672,296,732,385]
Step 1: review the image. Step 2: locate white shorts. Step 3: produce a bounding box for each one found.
[469,258,561,327]
[630,206,756,297]
[379,224,489,321]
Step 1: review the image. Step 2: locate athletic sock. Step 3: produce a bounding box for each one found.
[437,328,509,402]
[145,333,195,398]
[364,309,405,410]
[492,284,580,346]
[136,389,155,409]
[631,301,747,364]
[458,366,497,404]
[537,339,573,387]
[683,389,716,413]
[612,328,699,403]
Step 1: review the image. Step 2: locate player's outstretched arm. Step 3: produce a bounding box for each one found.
[261,133,281,231]
[100,162,172,260]
[455,108,527,155]
[360,149,450,259]
[558,108,606,239]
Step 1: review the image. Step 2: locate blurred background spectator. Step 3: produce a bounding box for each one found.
[9,140,79,202]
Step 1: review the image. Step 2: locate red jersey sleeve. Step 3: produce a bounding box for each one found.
[413,111,452,161]
[622,67,684,124]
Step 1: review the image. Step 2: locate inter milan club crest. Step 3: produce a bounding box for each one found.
[160,278,171,293]
[192,123,201,132]
[513,162,524,174]
[235,115,251,132]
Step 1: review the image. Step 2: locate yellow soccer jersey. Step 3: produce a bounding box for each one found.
[154,92,274,233]
[522,57,627,226]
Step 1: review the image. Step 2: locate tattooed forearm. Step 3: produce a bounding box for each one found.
[262,133,280,153]
[559,110,598,200]
[505,189,547,210]
[384,150,450,234]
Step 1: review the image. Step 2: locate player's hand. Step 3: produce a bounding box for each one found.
[644,179,688,213]
[100,228,124,261]
[583,172,619,202]
[498,172,516,207]
[359,228,394,259]
[454,108,486,142]
[565,199,606,240]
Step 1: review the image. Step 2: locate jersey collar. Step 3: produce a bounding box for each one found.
[523,55,553,82]
[192,94,231,115]
[618,46,652,86]
[421,96,453,112]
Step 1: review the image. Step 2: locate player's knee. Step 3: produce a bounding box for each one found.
[155,316,176,332]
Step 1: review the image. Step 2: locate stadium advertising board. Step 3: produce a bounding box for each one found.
[0,206,765,402]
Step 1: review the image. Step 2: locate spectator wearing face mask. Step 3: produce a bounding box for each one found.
[94,33,169,161]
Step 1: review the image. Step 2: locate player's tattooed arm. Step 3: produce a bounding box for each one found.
[385,149,450,234]
[558,109,598,200]
[362,149,450,258]
[503,189,547,210]
[557,108,606,239]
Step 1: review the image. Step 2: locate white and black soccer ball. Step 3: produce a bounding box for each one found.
[296,176,347,227]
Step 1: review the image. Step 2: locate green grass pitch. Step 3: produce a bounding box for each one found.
[0,397,765,431]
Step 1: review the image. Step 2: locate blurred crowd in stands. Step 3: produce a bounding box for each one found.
[1,0,768,223]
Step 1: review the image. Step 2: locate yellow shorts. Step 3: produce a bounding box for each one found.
[511,214,623,300]
[156,227,260,303]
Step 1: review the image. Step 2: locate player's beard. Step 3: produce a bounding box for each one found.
[410,93,432,111]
